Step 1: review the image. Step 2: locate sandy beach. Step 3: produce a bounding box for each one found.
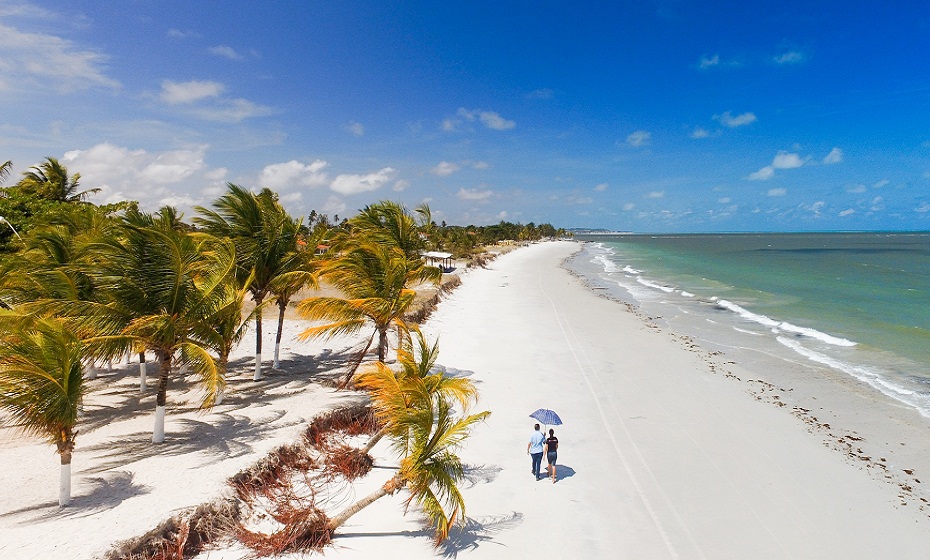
[4,240,930,559]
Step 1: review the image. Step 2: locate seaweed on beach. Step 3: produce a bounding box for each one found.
[103,499,239,560]
[230,442,317,501]
[405,274,463,324]
[304,404,378,448]
[322,443,374,480]
[236,482,333,555]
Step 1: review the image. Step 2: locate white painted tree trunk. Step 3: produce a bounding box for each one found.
[272,343,281,369]
[59,463,71,507]
[106,359,113,371]
[85,361,97,380]
[152,405,166,443]
[215,387,224,406]
[139,360,147,393]
[253,352,262,381]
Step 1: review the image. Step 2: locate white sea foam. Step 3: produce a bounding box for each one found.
[716,299,856,347]
[680,291,695,298]
[777,336,930,418]
[637,277,675,293]
[733,326,764,336]
[623,266,642,274]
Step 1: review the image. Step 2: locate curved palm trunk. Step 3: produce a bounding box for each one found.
[327,474,403,531]
[153,351,171,443]
[377,326,388,362]
[254,294,264,381]
[361,425,388,454]
[273,297,287,369]
[339,332,376,389]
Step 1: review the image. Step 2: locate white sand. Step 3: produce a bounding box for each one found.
[5,240,930,559]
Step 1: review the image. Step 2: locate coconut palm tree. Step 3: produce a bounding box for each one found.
[0,160,11,185]
[349,201,428,261]
[16,157,99,203]
[195,184,302,381]
[325,384,489,543]
[0,312,85,506]
[60,207,234,442]
[354,329,480,455]
[297,239,439,387]
[199,271,258,405]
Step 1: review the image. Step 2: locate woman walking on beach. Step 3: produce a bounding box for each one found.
[544,429,559,483]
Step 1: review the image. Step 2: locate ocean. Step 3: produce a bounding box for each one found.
[568,232,930,418]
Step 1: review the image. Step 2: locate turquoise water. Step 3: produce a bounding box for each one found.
[570,232,930,417]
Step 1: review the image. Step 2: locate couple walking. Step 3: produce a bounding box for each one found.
[527,423,559,483]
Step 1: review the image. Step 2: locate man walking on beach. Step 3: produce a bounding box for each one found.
[528,423,545,480]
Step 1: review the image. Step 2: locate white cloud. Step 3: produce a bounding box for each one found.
[60,143,219,208]
[0,21,120,92]
[446,108,516,131]
[527,88,554,99]
[167,29,199,39]
[322,195,347,215]
[160,80,224,104]
[646,191,664,198]
[431,161,460,176]
[823,147,843,164]
[748,166,775,181]
[699,54,720,69]
[916,202,930,213]
[691,127,710,139]
[623,202,635,211]
[714,111,757,128]
[209,45,243,60]
[594,183,608,192]
[772,151,808,169]
[626,130,652,147]
[258,160,329,191]
[873,179,889,188]
[456,187,493,201]
[847,184,866,193]
[330,167,396,195]
[189,98,273,122]
[773,51,805,65]
[839,208,855,217]
[768,188,787,196]
[718,197,732,204]
[345,121,365,136]
[393,180,409,192]
[472,161,489,170]
[870,196,884,211]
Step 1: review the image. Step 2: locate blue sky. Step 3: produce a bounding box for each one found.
[2,1,930,232]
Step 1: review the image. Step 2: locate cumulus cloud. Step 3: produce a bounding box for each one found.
[393,180,409,192]
[772,151,808,169]
[594,183,608,192]
[330,167,396,195]
[823,147,843,164]
[839,208,855,217]
[698,54,720,69]
[773,51,805,65]
[0,21,120,92]
[456,187,493,201]
[444,108,516,131]
[748,166,775,181]
[258,160,329,190]
[626,130,652,147]
[345,121,365,136]
[60,143,217,208]
[209,45,243,60]
[160,80,224,104]
[748,151,809,180]
[691,127,710,139]
[768,188,787,196]
[431,161,460,176]
[714,111,757,128]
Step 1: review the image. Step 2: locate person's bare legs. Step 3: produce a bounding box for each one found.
[551,464,557,483]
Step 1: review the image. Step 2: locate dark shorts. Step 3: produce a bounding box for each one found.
[546,451,557,465]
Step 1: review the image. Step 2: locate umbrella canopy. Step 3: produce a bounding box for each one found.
[529,408,563,426]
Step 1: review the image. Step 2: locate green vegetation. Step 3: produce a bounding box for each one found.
[0,157,559,541]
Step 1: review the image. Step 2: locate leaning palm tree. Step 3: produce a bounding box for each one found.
[354,329,480,455]
[297,239,439,387]
[195,184,302,381]
[326,385,489,543]
[0,312,85,506]
[16,157,100,203]
[0,160,11,185]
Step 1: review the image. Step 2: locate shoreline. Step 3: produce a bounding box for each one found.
[3,240,930,558]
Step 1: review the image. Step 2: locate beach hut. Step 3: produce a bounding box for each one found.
[423,250,455,272]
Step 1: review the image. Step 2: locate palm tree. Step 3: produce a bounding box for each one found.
[325,383,489,543]
[0,312,85,506]
[354,329,480,455]
[349,200,428,261]
[65,207,234,442]
[0,160,11,185]
[195,184,302,381]
[200,271,258,405]
[16,157,99,203]
[296,240,439,387]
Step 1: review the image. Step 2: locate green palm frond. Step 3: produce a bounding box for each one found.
[178,342,223,408]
